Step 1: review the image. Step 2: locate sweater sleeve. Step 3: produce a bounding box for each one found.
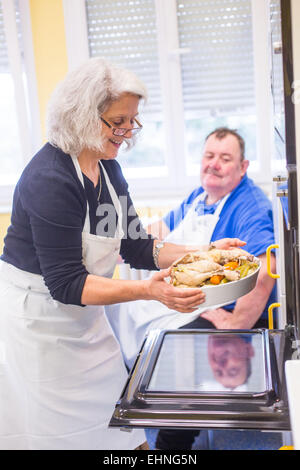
[20,168,89,306]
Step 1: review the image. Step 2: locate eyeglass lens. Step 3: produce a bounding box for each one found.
[113,127,141,136]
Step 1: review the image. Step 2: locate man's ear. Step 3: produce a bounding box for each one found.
[241,159,249,177]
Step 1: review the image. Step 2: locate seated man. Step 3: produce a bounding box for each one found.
[106,127,277,449]
[148,126,276,331]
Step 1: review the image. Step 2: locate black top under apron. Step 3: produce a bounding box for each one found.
[1,143,156,306]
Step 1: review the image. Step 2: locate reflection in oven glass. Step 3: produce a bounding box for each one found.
[147,333,267,393]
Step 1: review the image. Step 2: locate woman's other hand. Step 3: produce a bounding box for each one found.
[212,238,246,250]
[146,268,206,313]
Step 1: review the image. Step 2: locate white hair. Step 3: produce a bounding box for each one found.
[46,57,147,156]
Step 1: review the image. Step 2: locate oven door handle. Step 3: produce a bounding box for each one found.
[266,244,280,279]
[268,302,281,329]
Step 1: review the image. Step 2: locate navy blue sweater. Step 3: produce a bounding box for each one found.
[1,143,156,306]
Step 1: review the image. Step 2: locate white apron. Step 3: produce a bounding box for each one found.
[0,157,145,450]
[164,191,230,246]
[107,191,231,369]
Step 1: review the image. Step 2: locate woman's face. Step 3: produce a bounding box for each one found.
[99,92,140,160]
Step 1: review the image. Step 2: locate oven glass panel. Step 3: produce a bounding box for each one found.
[147,332,267,393]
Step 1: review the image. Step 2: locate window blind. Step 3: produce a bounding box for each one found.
[0,1,9,72]
[0,0,23,73]
[85,0,162,115]
[176,0,256,116]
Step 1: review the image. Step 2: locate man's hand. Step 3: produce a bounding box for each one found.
[213,238,246,250]
[200,308,243,329]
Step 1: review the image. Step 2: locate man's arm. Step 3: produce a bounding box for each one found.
[201,253,276,329]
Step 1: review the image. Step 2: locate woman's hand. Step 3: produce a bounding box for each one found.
[155,238,247,270]
[146,268,206,313]
[212,238,246,250]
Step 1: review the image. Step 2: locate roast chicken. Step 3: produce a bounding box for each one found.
[170,247,259,288]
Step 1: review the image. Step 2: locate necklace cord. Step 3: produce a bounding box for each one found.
[97,163,102,202]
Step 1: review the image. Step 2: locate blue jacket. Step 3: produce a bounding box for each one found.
[163,175,276,318]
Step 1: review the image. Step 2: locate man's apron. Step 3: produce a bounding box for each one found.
[0,157,145,450]
[164,191,230,246]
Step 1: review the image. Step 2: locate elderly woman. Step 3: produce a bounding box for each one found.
[0,58,243,450]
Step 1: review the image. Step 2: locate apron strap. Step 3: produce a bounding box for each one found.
[192,191,231,218]
[99,162,123,239]
[71,156,90,233]
[71,156,124,238]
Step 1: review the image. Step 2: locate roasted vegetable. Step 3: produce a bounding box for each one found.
[223,261,239,270]
[170,248,259,288]
[209,275,225,285]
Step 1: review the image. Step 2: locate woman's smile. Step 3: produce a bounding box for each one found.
[109,138,123,148]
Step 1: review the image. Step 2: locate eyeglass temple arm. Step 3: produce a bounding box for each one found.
[100,117,111,128]
[134,117,142,128]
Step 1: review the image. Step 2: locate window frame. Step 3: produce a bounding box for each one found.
[0,0,278,209]
[65,0,275,203]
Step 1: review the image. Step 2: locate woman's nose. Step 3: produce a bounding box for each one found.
[123,122,134,138]
[124,128,133,138]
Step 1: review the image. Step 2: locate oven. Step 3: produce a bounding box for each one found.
[109,0,300,448]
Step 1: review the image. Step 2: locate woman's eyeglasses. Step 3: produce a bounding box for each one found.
[100,117,143,136]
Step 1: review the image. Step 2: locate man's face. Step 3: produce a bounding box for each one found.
[200,133,249,197]
[208,335,254,389]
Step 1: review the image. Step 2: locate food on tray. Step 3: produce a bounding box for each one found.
[170,247,259,288]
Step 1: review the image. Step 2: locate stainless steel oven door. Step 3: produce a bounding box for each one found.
[109,329,291,431]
